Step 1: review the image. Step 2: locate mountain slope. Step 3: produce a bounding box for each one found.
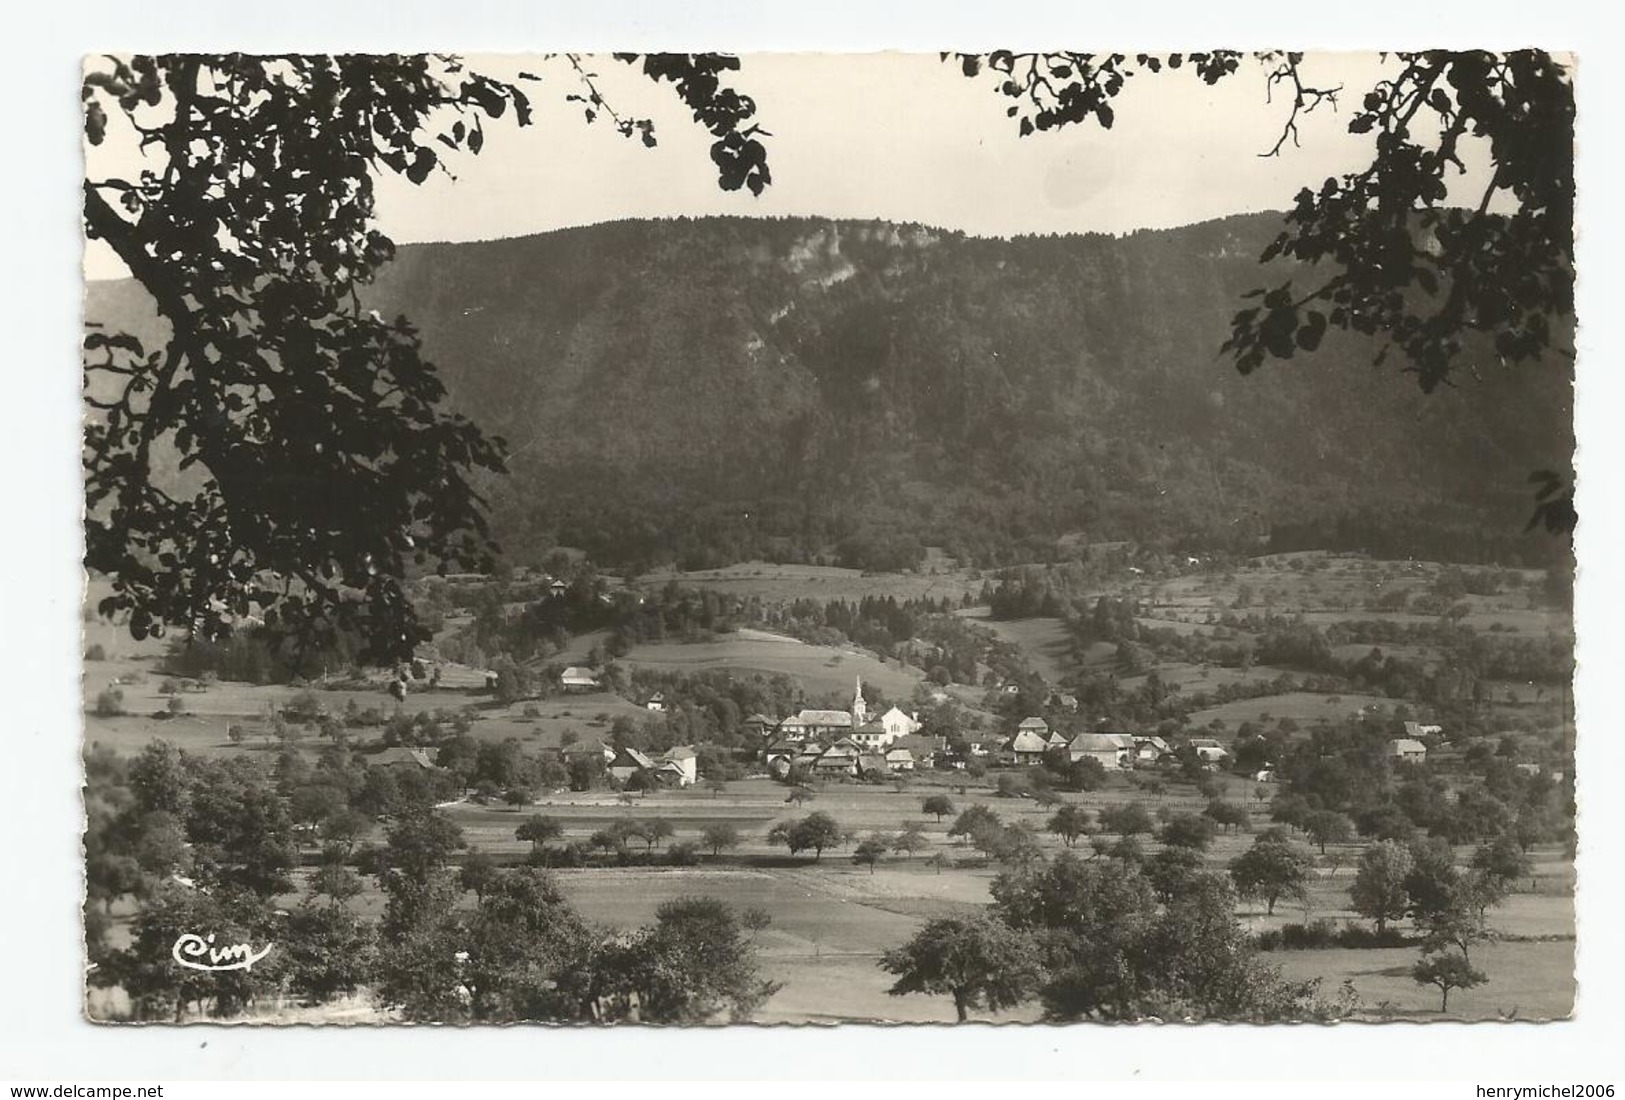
[85,213,1575,572]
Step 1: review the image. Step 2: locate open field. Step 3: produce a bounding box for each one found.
[637,561,984,606]
[954,612,1076,684]
[620,634,930,705]
[1185,691,1401,731]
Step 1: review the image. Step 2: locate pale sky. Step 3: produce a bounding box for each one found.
[83,51,1492,280]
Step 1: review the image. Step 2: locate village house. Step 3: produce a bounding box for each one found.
[811,739,862,777]
[1001,728,1049,766]
[563,738,615,765]
[655,746,698,787]
[561,666,601,693]
[850,720,891,751]
[608,746,656,784]
[879,706,921,743]
[369,746,434,770]
[857,753,891,778]
[644,692,666,713]
[1403,721,1444,739]
[1189,738,1229,764]
[1046,691,1080,713]
[1133,735,1172,766]
[1068,732,1134,770]
[744,713,778,741]
[1389,738,1428,765]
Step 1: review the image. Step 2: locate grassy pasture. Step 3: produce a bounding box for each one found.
[620,634,926,704]
[954,612,1076,683]
[1185,691,1399,731]
[636,561,984,606]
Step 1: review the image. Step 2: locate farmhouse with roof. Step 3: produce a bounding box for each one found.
[1389,738,1428,764]
[561,666,601,692]
[369,746,434,770]
[1068,732,1135,770]
[1001,727,1049,766]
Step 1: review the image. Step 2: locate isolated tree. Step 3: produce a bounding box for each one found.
[701,822,742,857]
[1229,835,1312,915]
[853,837,888,874]
[1160,812,1218,852]
[1471,834,1534,889]
[947,804,1003,843]
[515,814,563,856]
[379,811,466,884]
[1302,810,1356,855]
[82,53,772,659]
[1412,949,1488,1013]
[925,852,952,876]
[1145,844,1203,904]
[1097,801,1155,838]
[879,915,1041,1022]
[922,794,956,822]
[1204,799,1252,834]
[785,786,816,807]
[1047,804,1093,848]
[308,861,365,908]
[892,823,928,860]
[631,818,675,854]
[1350,839,1414,935]
[772,812,842,861]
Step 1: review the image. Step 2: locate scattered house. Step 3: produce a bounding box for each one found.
[783,709,855,740]
[1001,728,1049,766]
[884,746,917,771]
[1017,716,1050,739]
[1190,738,1230,765]
[608,746,656,784]
[764,742,798,780]
[850,720,891,751]
[1046,692,1080,713]
[964,737,991,758]
[879,706,921,742]
[561,666,601,693]
[1069,732,1134,770]
[894,733,947,770]
[744,713,778,740]
[1252,769,1276,783]
[369,746,434,770]
[548,579,569,598]
[999,681,1022,696]
[644,692,667,713]
[1515,762,1543,777]
[1403,721,1443,739]
[655,746,697,787]
[856,753,891,778]
[1389,738,1428,765]
[812,739,862,777]
[1133,735,1172,766]
[563,738,615,765]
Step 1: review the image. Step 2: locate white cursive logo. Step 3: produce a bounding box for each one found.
[171,932,273,972]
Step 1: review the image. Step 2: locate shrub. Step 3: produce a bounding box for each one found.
[84,644,107,662]
[667,841,701,866]
[93,688,125,717]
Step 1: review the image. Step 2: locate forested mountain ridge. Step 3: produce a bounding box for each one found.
[85,213,1574,572]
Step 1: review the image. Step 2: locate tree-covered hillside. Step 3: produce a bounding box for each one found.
[86,213,1573,573]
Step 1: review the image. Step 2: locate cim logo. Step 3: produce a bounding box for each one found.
[171,932,273,972]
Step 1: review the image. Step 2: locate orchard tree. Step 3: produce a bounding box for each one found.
[1350,839,1414,934]
[701,823,742,857]
[1047,804,1092,848]
[1302,810,1356,855]
[515,814,563,856]
[853,837,888,874]
[879,915,1041,1022]
[1412,949,1488,1013]
[922,794,956,822]
[1229,835,1312,915]
[82,53,772,660]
